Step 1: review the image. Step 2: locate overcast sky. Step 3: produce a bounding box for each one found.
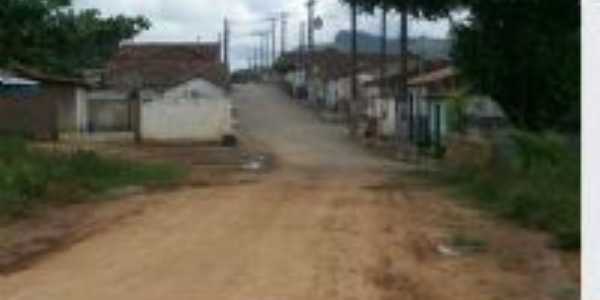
[74,0,451,69]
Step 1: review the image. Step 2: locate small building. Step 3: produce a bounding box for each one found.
[0,68,88,140]
[405,66,459,147]
[364,65,506,149]
[361,59,421,139]
[97,42,234,143]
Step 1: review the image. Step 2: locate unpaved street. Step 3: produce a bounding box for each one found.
[0,84,576,300]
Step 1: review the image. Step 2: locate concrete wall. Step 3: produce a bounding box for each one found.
[141,78,232,142]
[57,87,88,133]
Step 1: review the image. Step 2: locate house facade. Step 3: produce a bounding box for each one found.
[97,41,234,143]
[366,66,507,149]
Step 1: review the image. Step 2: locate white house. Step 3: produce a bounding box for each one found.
[138,78,233,142]
[99,42,235,144]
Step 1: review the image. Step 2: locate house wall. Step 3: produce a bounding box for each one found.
[404,86,452,145]
[325,80,337,110]
[337,78,351,102]
[89,100,132,131]
[336,73,376,101]
[57,87,89,133]
[287,70,305,89]
[0,83,73,140]
[141,78,232,142]
[58,93,77,132]
[86,90,132,132]
[375,97,399,137]
[76,88,88,132]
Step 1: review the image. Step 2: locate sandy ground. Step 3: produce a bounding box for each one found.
[0,84,578,300]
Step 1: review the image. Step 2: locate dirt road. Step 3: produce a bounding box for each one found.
[0,84,576,300]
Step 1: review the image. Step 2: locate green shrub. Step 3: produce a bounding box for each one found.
[439,131,580,250]
[0,137,184,219]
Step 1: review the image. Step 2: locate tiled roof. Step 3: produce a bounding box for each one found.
[283,48,420,80]
[312,49,414,80]
[105,42,227,91]
[407,66,457,86]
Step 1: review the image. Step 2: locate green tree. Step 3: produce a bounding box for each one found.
[452,1,580,131]
[0,0,150,76]
[341,0,580,132]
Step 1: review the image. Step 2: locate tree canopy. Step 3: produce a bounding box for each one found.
[0,0,150,76]
[341,0,580,132]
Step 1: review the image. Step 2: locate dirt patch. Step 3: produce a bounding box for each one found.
[0,198,147,274]
[361,171,580,300]
[0,85,580,299]
[1,141,269,275]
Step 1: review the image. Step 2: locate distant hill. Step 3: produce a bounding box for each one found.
[331,30,452,60]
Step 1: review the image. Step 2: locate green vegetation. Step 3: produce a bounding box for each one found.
[0,0,150,76]
[0,137,183,219]
[439,131,580,250]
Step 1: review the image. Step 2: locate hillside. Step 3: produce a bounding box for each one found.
[332,30,452,60]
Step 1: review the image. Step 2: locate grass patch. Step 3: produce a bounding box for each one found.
[0,137,185,219]
[431,131,580,250]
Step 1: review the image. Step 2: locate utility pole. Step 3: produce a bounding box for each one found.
[265,32,271,67]
[262,32,269,69]
[257,39,262,72]
[280,12,288,56]
[299,21,306,73]
[218,32,223,62]
[267,17,277,68]
[254,46,259,73]
[297,21,306,99]
[351,0,357,102]
[252,32,268,72]
[380,5,388,97]
[223,18,230,73]
[399,4,409,145]
[307,0,315,102]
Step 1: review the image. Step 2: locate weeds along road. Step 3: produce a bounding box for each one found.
[0,84,574,300]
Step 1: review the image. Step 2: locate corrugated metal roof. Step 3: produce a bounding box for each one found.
[0,69,39,86]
